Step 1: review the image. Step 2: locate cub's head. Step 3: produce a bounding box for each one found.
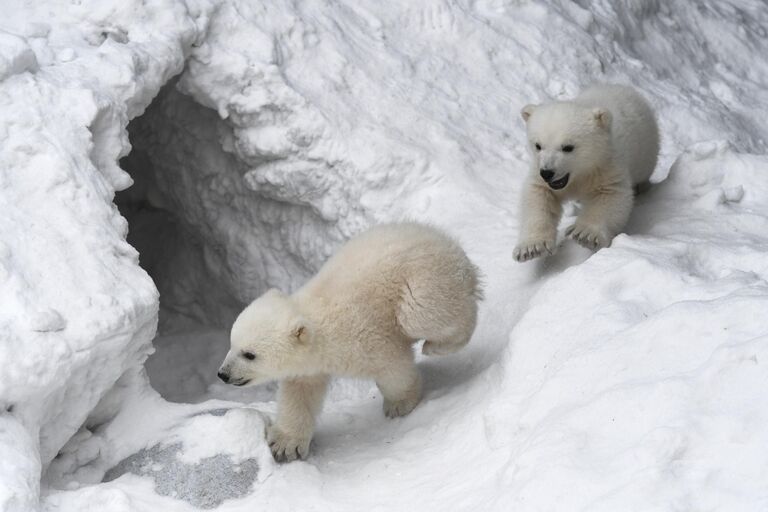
[217,289,313,387]
[521,101,613,191]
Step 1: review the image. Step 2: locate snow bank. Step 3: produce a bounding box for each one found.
[0,1,212,509]
[2,0,768,510]
[114,0,768,330]
[481,142,768,510]
[117,0,441,327]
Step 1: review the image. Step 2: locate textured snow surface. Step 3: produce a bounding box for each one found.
[0,1,212,510]
[2,0,768,511]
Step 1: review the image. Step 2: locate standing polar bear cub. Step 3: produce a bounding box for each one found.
[218,222,482,461]
[514,84,659,261]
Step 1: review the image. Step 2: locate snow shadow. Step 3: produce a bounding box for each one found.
[115,83,245,404]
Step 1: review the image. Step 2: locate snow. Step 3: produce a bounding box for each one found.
[1,0,768,511]
[0,1,210,509]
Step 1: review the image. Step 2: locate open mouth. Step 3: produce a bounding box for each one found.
[232,379,251,387]
[548,173,570,190]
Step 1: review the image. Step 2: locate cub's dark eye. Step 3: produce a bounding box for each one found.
[242,351,256,361]
[562,144,575,153]
[534,143,542,151]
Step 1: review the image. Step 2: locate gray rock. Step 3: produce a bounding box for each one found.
[103,442,259,509]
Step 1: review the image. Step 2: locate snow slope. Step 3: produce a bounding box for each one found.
[2,0,768,511]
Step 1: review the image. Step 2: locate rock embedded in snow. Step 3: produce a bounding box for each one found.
[103,408,270,509]
[104,446,259,510]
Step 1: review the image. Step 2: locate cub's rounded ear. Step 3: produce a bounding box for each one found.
[592,107,612,130]
[291,320,312,344]
[521,104,538,123]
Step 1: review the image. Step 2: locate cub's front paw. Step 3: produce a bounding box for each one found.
[513,238,556,262]
[565,223,610,250]
[267,426,311,462]
[383,395,420,419]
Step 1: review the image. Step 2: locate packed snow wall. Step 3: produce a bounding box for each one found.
[1,1,440,508]
[115,0,768,333]
[115,76,411,330]
[2,0,768,511]
[0,1,212,510]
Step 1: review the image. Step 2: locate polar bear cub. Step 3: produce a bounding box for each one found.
[217,222,482,461]
[513,84,659,261]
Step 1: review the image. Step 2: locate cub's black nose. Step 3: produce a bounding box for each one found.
[217,371,230,383]
[540,169,555,182]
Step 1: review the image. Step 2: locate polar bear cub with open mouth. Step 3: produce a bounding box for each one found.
[217,222,482,461]
[514,84,659,261]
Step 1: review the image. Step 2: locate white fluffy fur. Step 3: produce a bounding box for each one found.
[218,222,482,461]
[514,84,659,261]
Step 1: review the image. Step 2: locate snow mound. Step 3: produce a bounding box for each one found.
[102,408,269,509]
[483,143,768,510]
[0,1,211,509]
[105,445,258,509]
[0,32,37,81]
[1,0,767,511]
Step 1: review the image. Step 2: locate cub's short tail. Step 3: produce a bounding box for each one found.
[398,261,482,356]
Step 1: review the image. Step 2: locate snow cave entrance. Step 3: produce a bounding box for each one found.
[115,81,277,405]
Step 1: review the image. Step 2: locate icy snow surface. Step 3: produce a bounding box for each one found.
[2,0,768,511]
